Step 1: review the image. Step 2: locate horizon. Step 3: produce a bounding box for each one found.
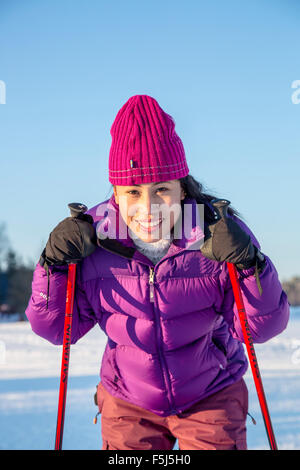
[0,0,299,280]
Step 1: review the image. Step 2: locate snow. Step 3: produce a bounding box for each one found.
[1,307,300,450]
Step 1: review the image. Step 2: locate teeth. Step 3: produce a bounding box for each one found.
[137,219,161,228]
[140,222,159,227]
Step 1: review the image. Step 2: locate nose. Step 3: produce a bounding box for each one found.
[140,192,152,214]
[137,192,160,218]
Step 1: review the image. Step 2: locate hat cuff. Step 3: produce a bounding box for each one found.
[109,161,189,186]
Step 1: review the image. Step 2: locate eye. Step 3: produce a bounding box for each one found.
[127,187,168,196]
[127,190,140,196]
[156,187,168,192]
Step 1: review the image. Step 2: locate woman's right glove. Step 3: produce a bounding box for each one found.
[39,212,97,268]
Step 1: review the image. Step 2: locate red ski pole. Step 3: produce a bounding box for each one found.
[54,203,88,451]
[227,262,278,450]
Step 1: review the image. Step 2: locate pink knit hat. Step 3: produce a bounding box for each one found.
[108,95,189,185]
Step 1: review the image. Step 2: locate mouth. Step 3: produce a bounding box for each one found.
[134,218,163,233]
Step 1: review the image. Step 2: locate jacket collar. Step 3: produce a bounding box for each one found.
[87,194,205,264]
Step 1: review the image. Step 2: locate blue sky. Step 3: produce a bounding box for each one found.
[0,0,299,280]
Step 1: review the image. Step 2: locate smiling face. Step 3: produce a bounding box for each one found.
[113,179,186,243]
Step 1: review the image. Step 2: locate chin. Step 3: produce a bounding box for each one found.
[133,231,158,242]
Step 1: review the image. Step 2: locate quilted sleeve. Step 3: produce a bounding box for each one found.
[25,262,97,345]
[219,217,290,343]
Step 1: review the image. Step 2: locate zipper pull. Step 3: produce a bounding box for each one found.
[149,267,155,303]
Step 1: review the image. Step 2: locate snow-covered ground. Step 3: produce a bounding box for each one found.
[1,307,300,450]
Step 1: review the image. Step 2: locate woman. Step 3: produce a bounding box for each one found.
[26,95,289,450]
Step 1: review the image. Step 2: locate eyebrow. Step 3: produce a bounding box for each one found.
[129,181,172,187]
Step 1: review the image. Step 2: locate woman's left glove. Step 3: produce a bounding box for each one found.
[200,199,265,270]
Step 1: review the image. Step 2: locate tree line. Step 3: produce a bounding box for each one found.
[0,221,299,320]
[0,222,34,318]
[281,277,300,307]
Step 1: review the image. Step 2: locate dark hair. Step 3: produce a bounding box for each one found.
[179,174,242,223]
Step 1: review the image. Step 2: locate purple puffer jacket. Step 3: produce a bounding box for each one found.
[25,196,290,417]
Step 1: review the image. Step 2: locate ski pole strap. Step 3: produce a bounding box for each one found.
[254,248,266,296]
[254,261,263,296]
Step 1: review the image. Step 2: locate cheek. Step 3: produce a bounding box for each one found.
[160,201,182,231]
[117,199,130,222]
[119,200,139,224]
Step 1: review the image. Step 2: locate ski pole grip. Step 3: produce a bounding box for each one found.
[210,198,231,220]
[68,202,88,218]
[65,203,89,265]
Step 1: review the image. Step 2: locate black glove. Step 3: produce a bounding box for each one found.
[39,212,97,268]
[201,199,264,270]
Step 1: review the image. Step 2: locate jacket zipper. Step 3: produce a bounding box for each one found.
[149,267,155,302]
[148,266,177,414]
[98,241,180,414]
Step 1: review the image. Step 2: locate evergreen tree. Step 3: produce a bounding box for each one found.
[0,222,34,317]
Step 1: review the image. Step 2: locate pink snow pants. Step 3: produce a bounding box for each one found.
[95,378,248,450]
